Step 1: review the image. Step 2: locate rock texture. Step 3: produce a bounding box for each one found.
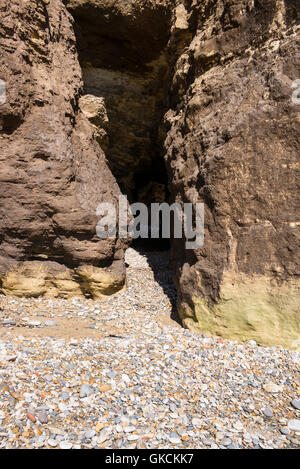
[0,0,299,348]
[0,0,127,299]
[68,0,300,348]
[67,0,172,201]
[164,0,300,349]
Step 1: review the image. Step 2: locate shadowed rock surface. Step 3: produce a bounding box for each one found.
[67,0,173,201]
[164,0,300,349]
[0,0,299,348]
[0,0,127,299]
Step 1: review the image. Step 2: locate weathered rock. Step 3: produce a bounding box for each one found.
[0,0,127,300]
[0,0,299,350]
[66,0,172,201]
[165,0,300,349]
[291,399,300,411]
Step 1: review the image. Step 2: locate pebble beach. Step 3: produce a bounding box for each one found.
[0,248,299,449]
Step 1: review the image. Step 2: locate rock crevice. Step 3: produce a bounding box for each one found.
[0,0,299,348]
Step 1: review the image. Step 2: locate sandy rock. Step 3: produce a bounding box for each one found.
[0,0,127,300]
[0,0,299,350]
[166,1,300,349]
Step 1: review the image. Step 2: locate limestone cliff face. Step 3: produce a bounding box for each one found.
[164,0,300,349]
[0,0,299,348]
[0,0,127,299]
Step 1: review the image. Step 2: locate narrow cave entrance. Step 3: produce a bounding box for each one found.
[70,2,173,252]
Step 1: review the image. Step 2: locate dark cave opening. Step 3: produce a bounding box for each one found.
[70,3,173,252]
[79,68,171,251]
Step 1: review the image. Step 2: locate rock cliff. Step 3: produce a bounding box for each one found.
[0,0,299,347]
[164,0,300,349]
[0,0,127,299]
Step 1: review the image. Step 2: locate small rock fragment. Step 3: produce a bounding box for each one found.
[288,419,300,432]
[263,383,283,393]
[48,439,57,448]
[27,411,36,423]
[262,406,273,418]
[79,383,94,398]
[291,399,300,411]
[59,441,72,449]
[169,432,181,444]
[38,410,48,424]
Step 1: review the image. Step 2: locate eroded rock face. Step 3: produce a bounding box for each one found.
[67,0,172,201]
[165,0,300,349]
[69,0,300,347]
[0,0,299,348]
[0,0,127,299]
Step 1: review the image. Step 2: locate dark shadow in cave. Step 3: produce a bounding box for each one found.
[131,239,181,326]
[68,2,180,323]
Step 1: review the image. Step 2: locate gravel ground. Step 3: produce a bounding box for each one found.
[0,248,299,449]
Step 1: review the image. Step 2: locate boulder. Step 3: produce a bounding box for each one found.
[165,0,300,349]
[0,0,127,299]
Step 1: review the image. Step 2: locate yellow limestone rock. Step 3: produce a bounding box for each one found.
[179,272,300,350]
[0,261,125,300]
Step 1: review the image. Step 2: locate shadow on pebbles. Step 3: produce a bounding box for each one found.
[0,248,299,449]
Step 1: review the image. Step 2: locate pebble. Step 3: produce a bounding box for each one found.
[3,319,16,326]
[220,438,232,447]
[246,340,257,347]
[288,419,300,432]
[27,411,36,423]
[127,435,139,441]
[291,399,300,411]
[48,439,57,448]
[169,432,181,444]
[85,429,96,439]
[280,427,290,435]
[191,417,202,428]
[98,428,110,444]
[228,442,240,449]
[0,248,298,450]
[48,427,64,436]
[262,406,273,418]
[136,439,146,449]
[59,441,72,449]
[124,426,135,433]
[38,410,48,424]
[233,422,244,431]
[44,321,57,327]
[27,320,41,327]
[79,384,94,398]
[263,383,283,393]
